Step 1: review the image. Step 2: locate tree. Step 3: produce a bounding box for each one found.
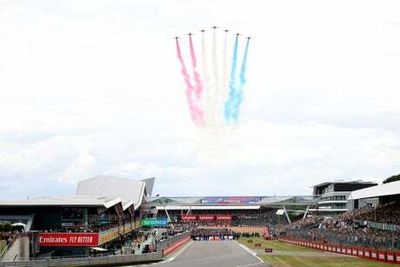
[0,223,11,233]
[383,174,400,184]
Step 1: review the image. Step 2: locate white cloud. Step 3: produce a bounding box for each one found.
[1,0,400,198]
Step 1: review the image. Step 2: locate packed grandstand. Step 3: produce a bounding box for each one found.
[0,175,399,266]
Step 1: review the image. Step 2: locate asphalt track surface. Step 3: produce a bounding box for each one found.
[154,241,269,267]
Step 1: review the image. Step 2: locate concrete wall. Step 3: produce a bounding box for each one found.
[0,251,163,267]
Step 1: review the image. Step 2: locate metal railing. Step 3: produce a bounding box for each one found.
[0,251,163,267]
[158,232,190,251]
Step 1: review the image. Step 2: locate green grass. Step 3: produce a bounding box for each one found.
[239,238,316,252]
[239,237,398,267]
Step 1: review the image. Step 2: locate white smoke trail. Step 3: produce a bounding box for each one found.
[218,30,229,126]
[201,31,212,126]
[209,27,219,127]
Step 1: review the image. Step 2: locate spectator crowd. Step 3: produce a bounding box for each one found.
[277,201,400,250]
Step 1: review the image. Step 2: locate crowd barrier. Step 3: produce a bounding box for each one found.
[280,238,400,264]
[163,236,191,256]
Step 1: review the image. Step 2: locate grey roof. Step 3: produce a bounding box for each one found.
[146,196,317,207]
[76,175,146,210]
[0,195,121,208]
[312,181,377,188]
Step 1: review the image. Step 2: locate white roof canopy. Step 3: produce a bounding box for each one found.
[76,175,146,210]
[348,180,400,200]
[0,195,121,209]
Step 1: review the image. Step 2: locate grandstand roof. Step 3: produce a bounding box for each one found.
[348,180,400,200]
[141,177,155,197]
[76,175,147,210]
[154,205,261,210]
[0,195,121,209]
[146,196,317,208]
[313,180,377,188]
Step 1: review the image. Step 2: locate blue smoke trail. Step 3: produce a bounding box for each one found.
[224,35,239,123]
[231,38,250,122]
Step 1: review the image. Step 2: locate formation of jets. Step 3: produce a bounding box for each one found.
[175,26,251,40]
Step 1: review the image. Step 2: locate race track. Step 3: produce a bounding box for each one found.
[155,241,269,267]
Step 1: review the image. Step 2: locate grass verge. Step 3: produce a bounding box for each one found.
[239,237,398,267]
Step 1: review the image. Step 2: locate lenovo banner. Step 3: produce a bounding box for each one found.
[181,214,232,222]
[216,215,232,221]
[39,233,99,247]
[199,215,215,221]
[181,215,197,221]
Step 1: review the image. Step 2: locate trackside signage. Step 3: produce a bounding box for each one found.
[216,215,232,220]
[39,233,99,247]
[181,215,197,221]
[181,214,232,222]
[199,215,215,221]
[141,218,168,227]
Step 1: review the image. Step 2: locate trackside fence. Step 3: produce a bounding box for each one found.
[284,229,400,250]
[279,237,400,265]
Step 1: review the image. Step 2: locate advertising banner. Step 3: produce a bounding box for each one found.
[181,215,197,221]
[200,196,261,205]
[39,233,99,247]
[216,215,232,221]
[181,214,232,222]
[141,218,168,227]
[199,215,215,221]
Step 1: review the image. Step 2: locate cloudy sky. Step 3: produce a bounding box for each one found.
[1,0,400,199]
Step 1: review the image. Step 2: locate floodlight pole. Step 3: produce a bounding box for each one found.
[160,198,171,222]
[186,206,192,215]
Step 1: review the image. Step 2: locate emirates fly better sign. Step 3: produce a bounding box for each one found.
[39,233,99,247]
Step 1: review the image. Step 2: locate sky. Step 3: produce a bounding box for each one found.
[1,0,400,199]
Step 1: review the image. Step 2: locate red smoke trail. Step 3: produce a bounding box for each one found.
[176,38,205,126]
[189,35,204,104]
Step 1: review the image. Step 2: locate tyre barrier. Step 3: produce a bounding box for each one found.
[279,238,400,264]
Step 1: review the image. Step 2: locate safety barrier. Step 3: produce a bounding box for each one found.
[280,238,400,265]
[163,236,191,256]
[0,251,163,267]
[158,232,190,251]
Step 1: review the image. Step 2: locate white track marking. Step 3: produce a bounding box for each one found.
[237,262,265,267]
[134,240,193,266]
[236,241,264,266]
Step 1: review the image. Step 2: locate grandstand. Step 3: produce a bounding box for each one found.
[309,181,377,216]
[146,195,317,225]
[0,176,154,258]
[348,179,400,209]
[0,175,399,266]
[279,180,400,251]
